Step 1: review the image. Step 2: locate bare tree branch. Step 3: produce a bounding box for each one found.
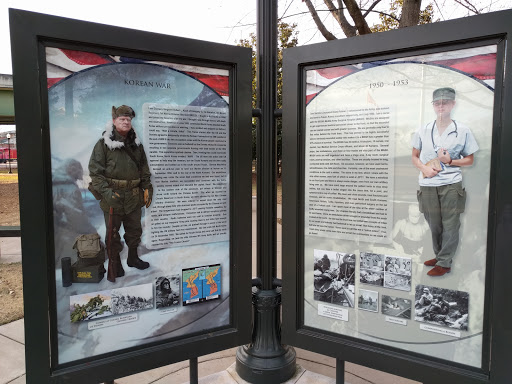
[432,0,445,20]
[362,0,382,18]
[323,0,357,37]
[303,0,338,40]
[454,0,480,14]
[278,9,400,23]
[343,0,372,34]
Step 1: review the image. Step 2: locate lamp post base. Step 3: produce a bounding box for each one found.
[236,344,296,383]
[235,287,296,383]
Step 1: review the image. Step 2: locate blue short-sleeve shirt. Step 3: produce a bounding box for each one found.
[411,120,478,187]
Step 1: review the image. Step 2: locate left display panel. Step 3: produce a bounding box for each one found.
[10,9,252,383]
[49,47,230,364]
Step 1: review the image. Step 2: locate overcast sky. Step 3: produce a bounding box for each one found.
[1,0,259,75]
[2,0,511,75]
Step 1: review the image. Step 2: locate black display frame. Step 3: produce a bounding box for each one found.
[282,10,512,384]
[10,9,252,384]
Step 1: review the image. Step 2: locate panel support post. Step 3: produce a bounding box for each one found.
[336,358,345,384]
[190,357,198,384]
[236,0,296,382]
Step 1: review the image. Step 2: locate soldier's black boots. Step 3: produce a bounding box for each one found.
[127,248,150,270]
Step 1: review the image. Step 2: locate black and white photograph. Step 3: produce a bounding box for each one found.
[383,272,412,292]
[381,295,412,319]
[384,256,412,276]
[313,249,356,308]
[360,252,385,270]
[360,252,411,291]
[358,289,379,313]
[359,252,385,287]
[111,283,154,315]
[415,285,469,330]
[155,275,180,309]
[359,269,384,286]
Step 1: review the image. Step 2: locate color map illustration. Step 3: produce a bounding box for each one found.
[182,264,221,305]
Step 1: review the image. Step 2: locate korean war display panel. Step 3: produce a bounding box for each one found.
[303,45,495,368]
[47,47,232,365]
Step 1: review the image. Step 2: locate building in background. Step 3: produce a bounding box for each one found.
[0,74,16,163]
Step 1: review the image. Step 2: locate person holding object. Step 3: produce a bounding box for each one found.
[415,287,433,308]
[89,105,153,282]
[411,88,478,276]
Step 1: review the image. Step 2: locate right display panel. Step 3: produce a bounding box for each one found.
[303,45,496,368]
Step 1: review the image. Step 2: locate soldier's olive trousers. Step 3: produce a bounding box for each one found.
[103,209,142,255]
[417,182,466,268]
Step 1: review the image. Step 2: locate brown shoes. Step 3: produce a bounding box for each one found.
[424,258,437,266]
[427,265,451,276]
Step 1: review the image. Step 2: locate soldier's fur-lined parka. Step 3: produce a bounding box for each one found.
[88,124,152,215]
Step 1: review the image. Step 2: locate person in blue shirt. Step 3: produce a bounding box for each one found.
[411,87,478,276]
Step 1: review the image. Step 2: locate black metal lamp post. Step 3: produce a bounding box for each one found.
[235,0,296,382]
[6,133,12,174]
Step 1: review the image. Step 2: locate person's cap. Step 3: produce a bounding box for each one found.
[432,87,456,102]
[112,105,136,119]
[423,287,429,292]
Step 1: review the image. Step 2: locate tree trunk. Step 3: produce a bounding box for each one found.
[399,0,422,28]
[324,0,357,37]
[343,0,372,35]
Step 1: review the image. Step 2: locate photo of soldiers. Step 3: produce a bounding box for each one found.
[313,250,356,308]
[88,105,153,282]
[360,252,384,270]
[111,283,154,315]
[358,289,378,313]
[383,272,411,292]
[384,256,412,276]
[155,275,180,309]
[359,252,411,291]
[415,285,469,329]
[415,287,433,307]
[412,87,478,276]
[52,158,97,264]
[381,295,411,319]
[359,252,385,287]
[391,203,429,258]
[359,269,384,286]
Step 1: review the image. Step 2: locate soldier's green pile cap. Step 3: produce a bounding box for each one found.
[432,87,455,102]
[112,105,136,119]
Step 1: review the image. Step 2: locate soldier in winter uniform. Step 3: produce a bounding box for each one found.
[155,277,178,308]
[88,105,153,282]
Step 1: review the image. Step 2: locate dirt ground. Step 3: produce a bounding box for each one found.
[0,263,23,325]
[0,176,20,226]
[0,174,23,324]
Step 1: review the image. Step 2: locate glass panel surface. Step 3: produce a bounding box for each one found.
[304,45,496,368]
[47,47,231,364]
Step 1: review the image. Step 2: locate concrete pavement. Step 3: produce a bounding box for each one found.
[0,316,419,384]
[0,201,420,384]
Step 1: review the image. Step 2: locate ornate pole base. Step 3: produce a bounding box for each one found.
[236,287,296,383]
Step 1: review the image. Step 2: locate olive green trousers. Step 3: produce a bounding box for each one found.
[417,182,466,268]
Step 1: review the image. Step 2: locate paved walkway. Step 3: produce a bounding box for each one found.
[0,317,418,384]
[0,202,420,384]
